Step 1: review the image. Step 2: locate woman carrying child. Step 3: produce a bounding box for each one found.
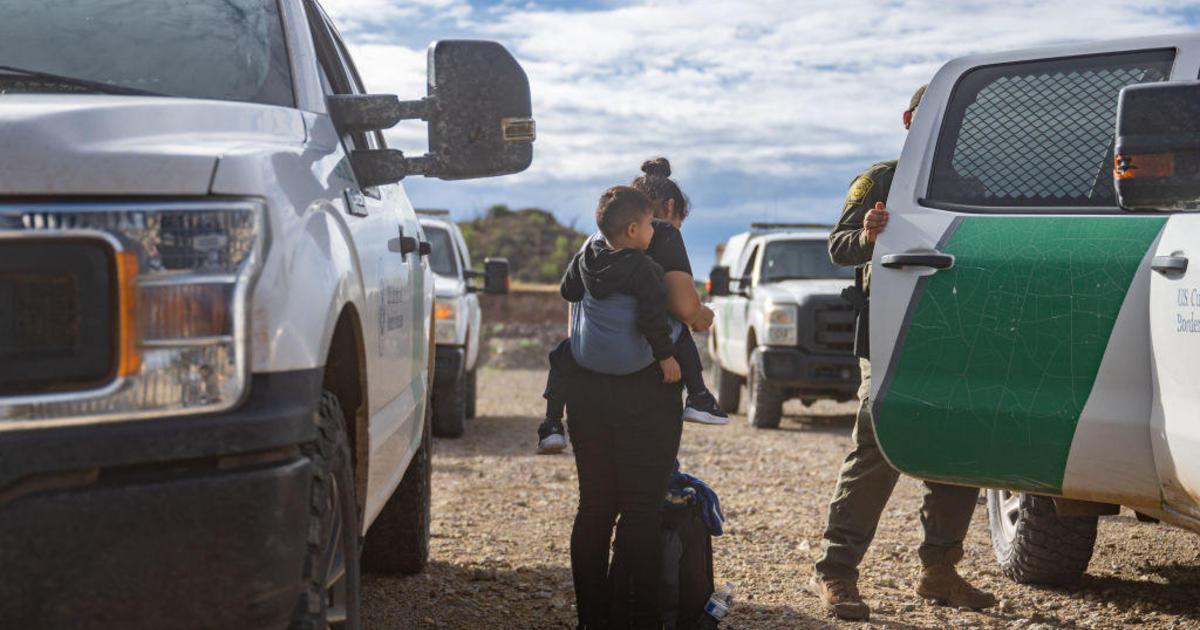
[537,159,725,454]
[562,185,685,629]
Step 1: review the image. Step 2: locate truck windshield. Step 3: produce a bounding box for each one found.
[760,240,854,282]
[425,226,459,278]
[0,0,293,107]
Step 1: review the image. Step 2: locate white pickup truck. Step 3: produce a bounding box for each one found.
[869,34,1200,585]
[417,209,509,437]
[0,1,534,628]
[708,225,860,428]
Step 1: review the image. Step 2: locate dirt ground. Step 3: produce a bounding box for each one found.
[362,368,1200,630]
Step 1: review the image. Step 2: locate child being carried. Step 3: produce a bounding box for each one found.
[537,183,727,455]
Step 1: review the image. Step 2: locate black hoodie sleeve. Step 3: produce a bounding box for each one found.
[560,251,586,302]
[630,256,675,360]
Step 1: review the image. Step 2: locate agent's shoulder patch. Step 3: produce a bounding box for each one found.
[846,175,874,204]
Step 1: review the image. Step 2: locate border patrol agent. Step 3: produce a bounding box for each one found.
[808,85,997,620]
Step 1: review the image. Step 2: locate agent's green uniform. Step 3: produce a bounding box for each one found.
[814,160,981,582]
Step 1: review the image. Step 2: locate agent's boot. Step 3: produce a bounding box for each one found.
[808,574,870,620]
[916,563,996,609]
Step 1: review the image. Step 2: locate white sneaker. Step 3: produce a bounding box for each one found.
[683,393,730,425]
[537,432,566,454]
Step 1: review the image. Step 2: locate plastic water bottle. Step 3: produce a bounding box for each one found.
[695,581,736,628]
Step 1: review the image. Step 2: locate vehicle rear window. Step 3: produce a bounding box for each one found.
[927,49,1174,209]
[425,226,459,278]
[761,240,854,282]
[0,0,293,107]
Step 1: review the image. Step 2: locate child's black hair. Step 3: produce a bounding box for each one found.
[632,157,690,222]
[596,185,653,241]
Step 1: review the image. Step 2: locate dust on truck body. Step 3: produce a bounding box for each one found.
[0,0,535,627]
[869,33,1200,585]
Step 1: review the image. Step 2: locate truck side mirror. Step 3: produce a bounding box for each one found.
[427,40,535,180]
[709,266,731,296]
[1115,81,1200,211]
[326,40,535,188]
[483,258,510,295]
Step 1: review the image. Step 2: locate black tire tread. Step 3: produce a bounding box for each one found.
[432,368,466,438]
[362,398,432,575]
[712,361,742,414]
[988,492,1097,586]
[292,391,360,629]
[465,368,477,419]
[748,355,782,429]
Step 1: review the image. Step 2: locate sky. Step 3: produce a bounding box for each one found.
[323,0,1199,274]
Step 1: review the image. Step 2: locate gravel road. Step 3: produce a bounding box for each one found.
[363,368,1200,630]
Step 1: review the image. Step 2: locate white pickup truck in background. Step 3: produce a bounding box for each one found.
[418,209,510,438]
[707,224,860,429]
[0,1,535,628]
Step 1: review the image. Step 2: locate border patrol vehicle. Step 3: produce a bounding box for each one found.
[708,224,860,429]
[870,34,1200,585]
[0,1,535,627]
[417,209,509,438]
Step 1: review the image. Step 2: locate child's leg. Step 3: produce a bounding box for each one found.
[673,329,709,398]
[677,330,729,423]
[542,339,575,420]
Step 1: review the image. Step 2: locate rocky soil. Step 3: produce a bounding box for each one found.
[362,368,1200,630]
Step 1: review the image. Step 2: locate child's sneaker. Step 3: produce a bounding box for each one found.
[683,392,729,425]
[537,417,567,454]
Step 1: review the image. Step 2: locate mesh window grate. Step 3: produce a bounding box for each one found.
[928,50,1174,208]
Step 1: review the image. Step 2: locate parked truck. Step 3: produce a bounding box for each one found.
[417,209,510,438]
[869,34,1200,585]
[708,224,860,429]
[0,1,535,627]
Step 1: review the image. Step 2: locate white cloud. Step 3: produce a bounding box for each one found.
[322,0,1194,270]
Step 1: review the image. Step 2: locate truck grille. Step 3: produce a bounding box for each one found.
[0,239,116,396]
[810,299,855,353]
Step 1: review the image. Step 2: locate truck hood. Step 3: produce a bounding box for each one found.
[0,95,305,195]
[755,279,853,305]
[433,274,467,298]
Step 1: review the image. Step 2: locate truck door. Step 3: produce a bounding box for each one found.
[308,5,421,520]
[871,43,1180,505]
[1148,214,1200,517]
[725,244,760,375]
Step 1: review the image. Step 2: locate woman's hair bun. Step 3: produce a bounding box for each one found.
[640,157,671,178]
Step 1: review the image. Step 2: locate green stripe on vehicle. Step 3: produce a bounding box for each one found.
[876,216,1166,494]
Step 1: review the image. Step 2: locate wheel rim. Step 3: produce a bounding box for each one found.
[323,472,348,628]
[997,489,1022,542]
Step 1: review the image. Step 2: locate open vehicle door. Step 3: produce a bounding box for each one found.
[870,36,1200,509]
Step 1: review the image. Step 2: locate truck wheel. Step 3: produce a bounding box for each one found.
[465,368,477,419]
[432,366,467,438]
[294,391,361,630]
[987,490,1097,585]
[747,351,783,429]
[710,361,742,413]
[362,392,432,575]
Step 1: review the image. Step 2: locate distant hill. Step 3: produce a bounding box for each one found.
[458,205,589,284]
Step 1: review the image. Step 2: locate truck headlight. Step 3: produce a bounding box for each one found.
[434,297,458,344]
[1,201,264,427]
[764,304,798,346]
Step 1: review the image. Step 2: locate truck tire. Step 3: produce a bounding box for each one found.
[465,368,477,419]
[711,361,742,414]
[747,351,783,429]
[362,393,433,575]
[294,391,361,630]
[986,489,1097,585]
[432,366,467,438]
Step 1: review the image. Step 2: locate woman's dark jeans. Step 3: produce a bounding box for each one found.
[567,364,683,629]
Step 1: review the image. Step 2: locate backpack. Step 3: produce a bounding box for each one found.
[608,500,715,629]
